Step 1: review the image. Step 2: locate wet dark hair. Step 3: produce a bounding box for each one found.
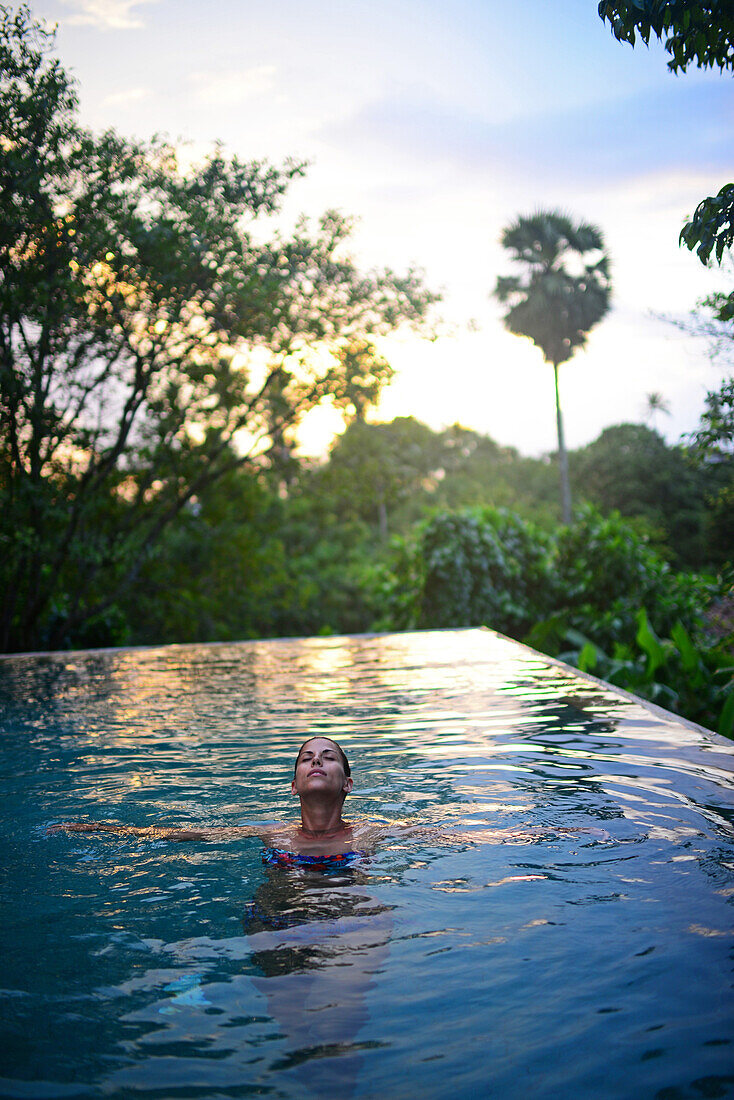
[294,737,351,778]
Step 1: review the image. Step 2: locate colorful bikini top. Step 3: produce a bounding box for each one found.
[262,846,367,870]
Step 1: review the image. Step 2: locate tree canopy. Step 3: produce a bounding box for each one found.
[690,378,734,460]
[598,2,734,73]
[598,1,734,266]
[315,416,443,540]
[0,5,438,651]
[495,212,611,366]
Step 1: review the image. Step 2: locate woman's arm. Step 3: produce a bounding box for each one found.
[381,822,610,844]
[48,821,268,842]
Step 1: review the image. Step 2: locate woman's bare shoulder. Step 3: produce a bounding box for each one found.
[265,823,301,848]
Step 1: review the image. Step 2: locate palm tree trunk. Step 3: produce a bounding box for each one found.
[553,361,572,524]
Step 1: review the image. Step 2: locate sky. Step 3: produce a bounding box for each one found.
[36,0,734,457]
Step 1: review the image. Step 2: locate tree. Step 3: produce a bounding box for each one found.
[571,423,709,568]
[0,7,438,651]
[111,464,281,646]
[644,391,670,430]
[315,416,443,540]
[597,2,734,73]
[328,339,394,423]
[425,423,562,523]
[687,377,734,565]
[598,1,734,266]
[369,507,555,635]
[550,505,713,649]
[689,377,734,459]
[494,211,611,523]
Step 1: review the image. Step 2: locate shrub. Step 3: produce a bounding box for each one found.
[550,506,715,650]
[369,507,554,636]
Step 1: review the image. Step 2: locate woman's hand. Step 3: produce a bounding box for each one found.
[47,821,121,835]
[47,821,194,839]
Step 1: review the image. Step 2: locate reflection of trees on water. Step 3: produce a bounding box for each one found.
[243,863,393,1097]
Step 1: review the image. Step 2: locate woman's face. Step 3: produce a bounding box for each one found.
[291,738,353,800]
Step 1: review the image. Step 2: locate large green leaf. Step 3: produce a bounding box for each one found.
[636,608,669,676]
[718,691,734,740]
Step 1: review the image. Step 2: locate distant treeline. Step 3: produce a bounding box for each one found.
[33,410,724,643]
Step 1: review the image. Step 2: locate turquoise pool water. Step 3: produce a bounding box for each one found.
[2,627,734,1099]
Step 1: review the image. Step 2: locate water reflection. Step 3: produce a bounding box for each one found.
[3,628,734,1099]
[243,861,392,1096]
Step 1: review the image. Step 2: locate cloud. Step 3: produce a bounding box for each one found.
[190,66,277,107]
[322,80,733,184]
[61,0,157,30]
[101,86,149,106]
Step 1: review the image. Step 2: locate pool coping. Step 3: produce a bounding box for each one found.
[483,625,726,743]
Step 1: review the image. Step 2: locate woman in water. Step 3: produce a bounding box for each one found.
[54,734,605,1094]
[56,733,603,854]
[56,736,381,862]
[57,736,390,1097]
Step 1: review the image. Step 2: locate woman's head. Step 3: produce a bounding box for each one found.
[294,737,350,778]
[292,737,352,802]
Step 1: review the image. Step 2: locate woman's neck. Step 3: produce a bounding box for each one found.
[298,801,349,838]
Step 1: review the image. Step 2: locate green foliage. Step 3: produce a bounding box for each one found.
[555,608,734,738]
[549,506,713,650]
[430,425,517,513]
[358,405,729,656]
[700,284,734,327]
[316,418,564,538]
[371,501,729,732]
[599,2,733,267]
[680,184,734,265]
[688,377,734,458]
[0,7,437,652]
[256,493,376,638]
[119,463,379,644]
[370,507,554,635]
[419,509,553,634]
[685,378,734,567]
[366,533,425,634]
[120,467,280,644]
[313,416,444,540]
[703,481,734,567]
[571,424,711,568]
[598,2,734,73]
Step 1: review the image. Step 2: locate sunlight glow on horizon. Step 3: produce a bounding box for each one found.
[41,0,733,460]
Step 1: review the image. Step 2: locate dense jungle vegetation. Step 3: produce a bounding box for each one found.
[1,6,732,736]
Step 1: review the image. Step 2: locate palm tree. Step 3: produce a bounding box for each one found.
[645,391,671,432]
[494,211,612,523]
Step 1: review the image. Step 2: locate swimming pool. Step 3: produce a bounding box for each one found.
[2,627,733,1099]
